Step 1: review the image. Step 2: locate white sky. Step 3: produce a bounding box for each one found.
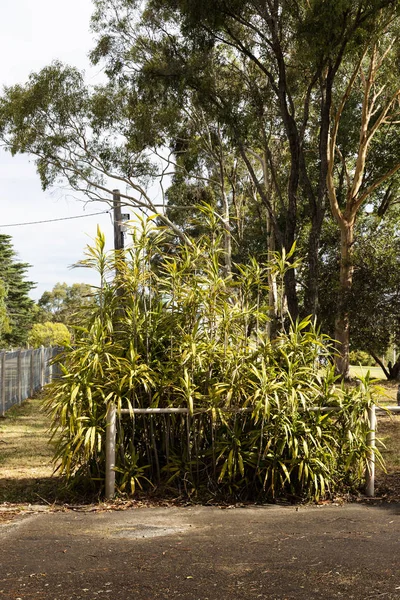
[0,0,115,299]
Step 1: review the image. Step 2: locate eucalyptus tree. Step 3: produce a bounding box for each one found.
[38,282,97,327]
[318,208,400,378]
[1,0,400,374]
[326,25,400,376]
[0,64,192,244]
[89,0,400,339]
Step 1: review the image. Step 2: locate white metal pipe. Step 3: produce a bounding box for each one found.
[365,405,376,497]
[119,406,400,415]
[105,403,117,500]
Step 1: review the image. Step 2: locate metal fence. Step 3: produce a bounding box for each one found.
[0,346,62,416]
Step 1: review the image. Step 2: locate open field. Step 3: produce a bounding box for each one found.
[349,364,386,379]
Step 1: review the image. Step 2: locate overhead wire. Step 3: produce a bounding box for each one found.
[0,210,111,228]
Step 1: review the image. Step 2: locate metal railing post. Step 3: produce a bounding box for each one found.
[105,403,116,500]
[366,405,376,497]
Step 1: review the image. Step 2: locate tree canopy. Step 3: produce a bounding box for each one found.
[1,0,400,374]
[37,282,97,327]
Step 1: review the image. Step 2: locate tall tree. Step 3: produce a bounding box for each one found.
[89,0,399,324]
[0,234,35,348]
[0,278,10,344]
[319,208,400,379]
[37,282,96,326]
[326,29,400,377]
[1,0,400,374]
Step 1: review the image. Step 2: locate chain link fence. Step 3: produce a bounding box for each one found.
[0,346,62,416]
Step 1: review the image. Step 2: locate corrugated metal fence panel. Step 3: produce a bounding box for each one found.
[0,347,63,416]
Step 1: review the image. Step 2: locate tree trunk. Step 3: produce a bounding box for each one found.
[304,208,324,317]
[266,213,278,338]
[334,221,354,378]
[221,193,232,276]
[369,350,391,380]
[285,267,299,322]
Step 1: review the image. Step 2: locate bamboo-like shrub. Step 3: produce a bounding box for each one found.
[45,213,380,501]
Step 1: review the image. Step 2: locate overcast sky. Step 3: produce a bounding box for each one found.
[0,0,115,299]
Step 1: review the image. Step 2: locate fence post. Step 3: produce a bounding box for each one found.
[48,348,53,384]
[105,403,116,500]
[1,352,5,417]
[17,349,22,405]
[366,405,376,497]
[40,346,45,388]
[30,350,34,397]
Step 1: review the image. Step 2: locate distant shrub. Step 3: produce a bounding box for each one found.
[28,322,71,348]
[349,350,374,366]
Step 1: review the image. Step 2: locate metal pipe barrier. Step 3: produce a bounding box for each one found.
[105,404,400,500]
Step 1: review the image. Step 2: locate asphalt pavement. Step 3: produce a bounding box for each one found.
[0,503,399,599]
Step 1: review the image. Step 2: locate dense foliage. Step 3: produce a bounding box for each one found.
[2,1,400,375]
[46,217,379,501]
[28,321,71,348]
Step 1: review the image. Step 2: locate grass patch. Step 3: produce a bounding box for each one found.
[375,414,400,500]
[349,365,386,379]
[0,397,69,504]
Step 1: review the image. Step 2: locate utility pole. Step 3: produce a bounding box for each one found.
[107,189,123,502]
[113,189,124,253]
[107,190,129,500]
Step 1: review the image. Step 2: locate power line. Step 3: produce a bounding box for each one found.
[0,210,111,228]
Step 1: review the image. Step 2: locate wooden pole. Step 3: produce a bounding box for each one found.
[105,190,124,500]
[1,352,5,417]
[366,405,376,497]
[113,189,124,253]
[105,403,117,500]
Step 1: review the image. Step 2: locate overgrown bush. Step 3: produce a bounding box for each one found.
[45,214,380,501]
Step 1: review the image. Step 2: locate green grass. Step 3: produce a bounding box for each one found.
[349,365,386,379]
[0,397,68,504]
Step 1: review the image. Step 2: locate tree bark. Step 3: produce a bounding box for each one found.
[334,221,354,379]
[304,207,324,316]
[369,350,391,379]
